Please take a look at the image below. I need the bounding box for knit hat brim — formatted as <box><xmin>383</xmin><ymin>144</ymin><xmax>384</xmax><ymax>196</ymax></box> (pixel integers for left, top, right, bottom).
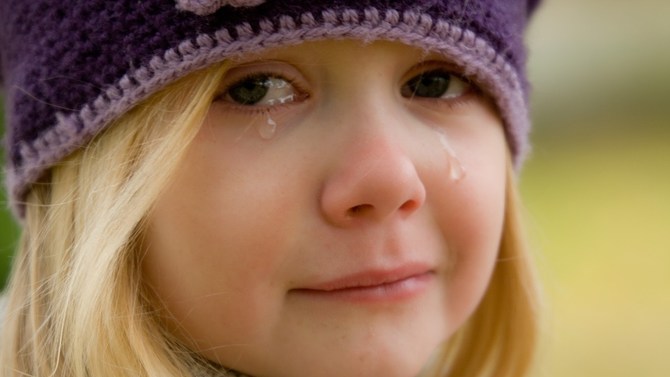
<box><xmin>2</xmin><ymin>4</ymin><xmax>531</xmax><ymax>217</ymax></box>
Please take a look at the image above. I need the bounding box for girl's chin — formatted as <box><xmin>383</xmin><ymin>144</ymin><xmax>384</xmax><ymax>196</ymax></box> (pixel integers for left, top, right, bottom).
<box><xmin>247</xmin><ymin>359</ymin><xmax>430</xmax><ymax>377</ymax></box>
<box><xmin>216</xmin><ymin>337</ymin><xmax>447</xmax><ymax>377</ymax></box>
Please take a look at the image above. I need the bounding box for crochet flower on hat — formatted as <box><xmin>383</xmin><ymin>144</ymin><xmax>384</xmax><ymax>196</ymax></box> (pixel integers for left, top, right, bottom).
<box><xmin>176</xmin><ymin>0</ymin><xmax>265</xmax><ymax>15</ymax></box>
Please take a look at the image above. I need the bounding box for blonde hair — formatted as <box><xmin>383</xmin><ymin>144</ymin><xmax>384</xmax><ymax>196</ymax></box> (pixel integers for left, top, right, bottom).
<box><xmin>0</xmin><ymin>64</ymin><xmax>228</xmax><ymax>376</ymax></box>
<box><xmin>0</xmin><ymin>62</ymin><xmax>539</xmax><ymax>377</ymax></box>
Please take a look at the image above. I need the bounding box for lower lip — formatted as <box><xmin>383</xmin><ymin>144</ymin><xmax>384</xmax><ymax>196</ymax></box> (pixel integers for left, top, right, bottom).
<box><xmin>290</xmin><ymin>272</ymin><xmax>434</xmax><ymax>304</ymax></box>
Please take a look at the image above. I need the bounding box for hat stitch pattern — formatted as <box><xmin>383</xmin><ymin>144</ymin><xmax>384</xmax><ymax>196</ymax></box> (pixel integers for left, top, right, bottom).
<box><xmin>7</xmin><ymin>7</ymin><xmax>527</xmax><ymax>217</ymax></box>
<box><xmin>176</xmin><ymin>0</ymin><xmax>266</xmax><ymax>16</ymax></box>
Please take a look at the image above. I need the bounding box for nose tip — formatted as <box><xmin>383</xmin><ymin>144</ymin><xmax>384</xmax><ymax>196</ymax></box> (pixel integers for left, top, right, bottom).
<box><xmin>320</xmin><ymin>142</ymin><xmax>426</xmax><ymax>227</ymax></box>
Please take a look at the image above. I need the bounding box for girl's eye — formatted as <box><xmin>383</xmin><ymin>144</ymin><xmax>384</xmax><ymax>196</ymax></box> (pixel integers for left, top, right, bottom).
<box><xmin>223</xmin><ymin>75</ymin><xmax>298</xmax><ymax>106</ymax></box>
<box><xmin>401</xmin><ymin>70</ymin><xmax>471</xmax><ymax>99</ymax></box>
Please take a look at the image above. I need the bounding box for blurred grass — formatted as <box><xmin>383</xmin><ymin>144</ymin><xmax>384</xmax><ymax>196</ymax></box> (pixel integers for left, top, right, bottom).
<box><xmin>522</xmin><ymin>1</ymin><xmax>670</xmax><ymax>374</ymax></box>
<box><xmin>522</xmin><ymin>119</ymin><xmax>670</xmax><ymax>376</ymax></box>
<box><xmin>0</xmin><ymin>105</ymin><xmax>19</xmax><ymax>287</ymax></box>
<box><xmin>0</xmin><ymin>209</ymin><xmax>17</xmax><ymax>288</ymax></box>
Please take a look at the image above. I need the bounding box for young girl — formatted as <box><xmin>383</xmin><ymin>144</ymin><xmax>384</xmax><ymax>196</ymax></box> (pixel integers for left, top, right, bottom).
<box><xmin>0</xmin><ymin>1</ymin><xmax>542</xmax><ymax>376</ymax></box>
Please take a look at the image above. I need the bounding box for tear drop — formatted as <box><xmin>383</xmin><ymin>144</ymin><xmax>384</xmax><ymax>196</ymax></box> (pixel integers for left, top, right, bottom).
<box><xmin>258</xmin><ymin>116</ymin><xmax>277</xmax><ymax>139</ymax></box>
<box><xmin>435</xmin><ymin>129</ymin><xmax>466</xmax><ymax>182</ymax></box>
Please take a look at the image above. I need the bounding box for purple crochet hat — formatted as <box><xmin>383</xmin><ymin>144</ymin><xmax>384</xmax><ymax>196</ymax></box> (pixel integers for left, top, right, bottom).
<box><xmin>0</xmin><ymin>0</ymin><xmax>541</xmax><ymax>216</ymax></box>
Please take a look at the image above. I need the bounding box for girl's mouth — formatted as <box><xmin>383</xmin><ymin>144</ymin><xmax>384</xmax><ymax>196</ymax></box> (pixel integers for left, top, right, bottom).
<box><xmin>290</xmin><ymin>264</ymin><xmax>435</xmax><ymax>303</ymax></box>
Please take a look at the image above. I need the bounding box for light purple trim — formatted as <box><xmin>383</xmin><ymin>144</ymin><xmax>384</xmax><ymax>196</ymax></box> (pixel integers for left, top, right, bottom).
<box><xmin>176</xmin><ymin>0</ymin><xmax>266</xmax><ymax>16</ymax></box>
<box><xmin>9</xmin><ymin>7</ymin><xmax>529</xmax><ymax>216</ymax></box>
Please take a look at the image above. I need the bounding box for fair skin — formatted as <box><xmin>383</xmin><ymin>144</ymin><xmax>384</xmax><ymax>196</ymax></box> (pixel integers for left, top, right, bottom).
<box><xmin>142</xmin><ymin>40</ymin><xmax>507</xmax><ymax>377</ymax></box>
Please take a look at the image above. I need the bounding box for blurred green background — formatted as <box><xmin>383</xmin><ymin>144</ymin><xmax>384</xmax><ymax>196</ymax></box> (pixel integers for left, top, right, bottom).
<box><xmin>524</xmin><ymin>0</ymin><xmax>670</xmax><ymax>376</ymax></box>
<box><xmin>1</xmin><ymin>0</ymin><xmax>669</xmax><ymax>375</ymax></box>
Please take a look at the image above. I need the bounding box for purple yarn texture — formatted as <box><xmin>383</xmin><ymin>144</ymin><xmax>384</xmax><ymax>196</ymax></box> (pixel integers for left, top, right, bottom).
<box><xmin>0</xmin><ymin>0</ymin><xmax>541</xmax><ymax>216</ymax></box>
<box><xmin>177</xmin><ymin>0</ymin><xmax>267</xmax><ymax>15</ymax></box>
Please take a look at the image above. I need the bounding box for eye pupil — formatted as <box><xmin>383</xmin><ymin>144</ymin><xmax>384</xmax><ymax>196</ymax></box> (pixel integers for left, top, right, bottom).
<box><xmin>403</xmin><ymin>71</ymin><xmax>451</xmax><ymax>98</ymax></box>
<box><xmin>229</xmin><ymin>76</ymin><xmax>270</xmax><ymax>105</ymax></box>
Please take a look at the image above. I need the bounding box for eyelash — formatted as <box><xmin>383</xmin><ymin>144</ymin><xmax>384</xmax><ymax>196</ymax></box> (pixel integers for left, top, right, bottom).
<box><xmin>213</xmin><ymin>65</ymin><xmax>481</xmax><ymax>115</ymax></box>
<box><xmin>414</xmin><ymin>81</ymin><xmax>481</xmax><ymax>111</ymax></box>
<box><xmin>401</xmin><ymin>65</ymin><xmax>481</xmax><ymax>108</ymax></box>
<box><xmin>213</xmin><ymin>72</ymin><xmax>308</xmax><ymax>114</ymax></box>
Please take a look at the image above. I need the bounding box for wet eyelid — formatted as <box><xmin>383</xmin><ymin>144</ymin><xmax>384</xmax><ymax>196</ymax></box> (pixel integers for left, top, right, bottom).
<box><xmin>214</xmin><ymin>60</ymin><xmax>308</xmax><ymax>100</ymax></box>
<box><xmin>402</xmin><ymin>60</ymin><xmax>474</xmax><ymax>88</ymax></box>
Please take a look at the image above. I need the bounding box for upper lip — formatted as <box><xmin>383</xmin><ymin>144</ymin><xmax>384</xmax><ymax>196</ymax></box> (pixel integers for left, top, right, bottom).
<box><xmin>295</xmin><ymin>263</ymin><xmax>433</xmax><ymax>292</ymax></box>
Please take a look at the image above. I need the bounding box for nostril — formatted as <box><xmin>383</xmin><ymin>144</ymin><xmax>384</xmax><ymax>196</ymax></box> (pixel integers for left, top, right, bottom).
<box><xmin>346</xmin><ymin>199</ymin><xmax>419</xmax><ymax>219</ymax></box>
<box><xmin>347</xmin><ymin>204</ymin><xmax>374</xmax><ymax>217</ymax></box>
<box><xmin>399</xmin><ymin>199</ymin><xmax>419</xmax><ymax>212</ymax></box>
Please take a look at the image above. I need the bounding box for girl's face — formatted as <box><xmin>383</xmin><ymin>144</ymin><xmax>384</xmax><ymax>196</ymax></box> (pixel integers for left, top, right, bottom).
<box><xmin>143</xmin><ymin>40</ymin><xmax>507</xmax><ymax>377</ymax></box>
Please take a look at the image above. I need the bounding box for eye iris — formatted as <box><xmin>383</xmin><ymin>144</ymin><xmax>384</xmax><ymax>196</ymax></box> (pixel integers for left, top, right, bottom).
<box><xmin>406</xmin><ymin>72</ymin><xmax>451</xmax><ymax>98</ymax></box>
<box><xmin>229</xmin><ymin>76</ymin><xmax>270</xmax><ymax>105</ymax></box>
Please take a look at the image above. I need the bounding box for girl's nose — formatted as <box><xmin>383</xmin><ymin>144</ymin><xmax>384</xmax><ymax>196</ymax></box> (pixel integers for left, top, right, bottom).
<box><xmin>320</xmin><ymin>131</ymin><xmax>427</xmax><ymax>227</ymax></box>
